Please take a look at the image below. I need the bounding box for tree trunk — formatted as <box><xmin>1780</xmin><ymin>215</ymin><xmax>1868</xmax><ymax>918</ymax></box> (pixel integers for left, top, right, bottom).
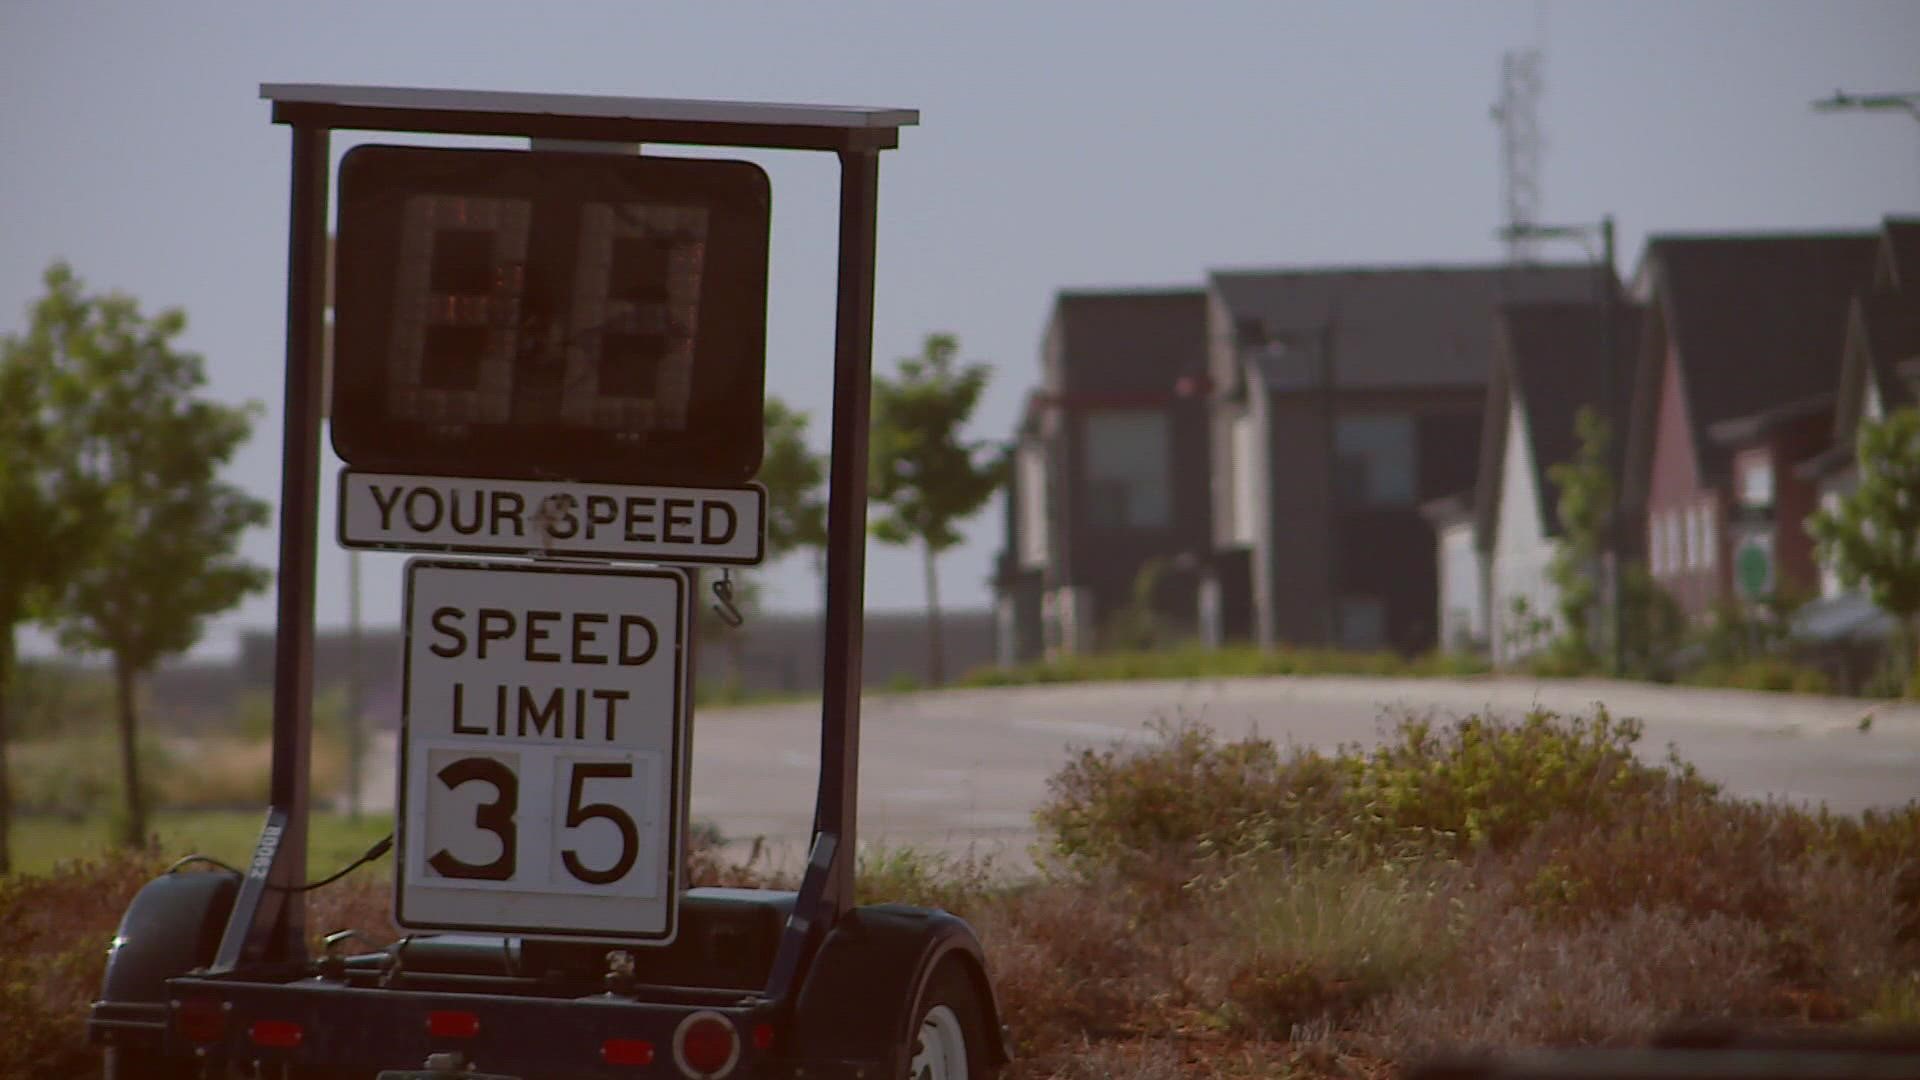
<box><xmin>0</xmin><ymin>624</ymin><xmax>15</xmax><ymax>874</ymax></box>
<box><xmin>113</xmin><ymin>654</ymin><xmax>147</xmax><ymax>849</ymax></box>
<box><xmin>924</xmin><ymin>543</ymin><xmax>945</xmax><ymax>687</ymax></box>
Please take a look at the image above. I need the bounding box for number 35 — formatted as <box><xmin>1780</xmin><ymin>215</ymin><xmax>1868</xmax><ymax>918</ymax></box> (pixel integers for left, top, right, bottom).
<box><xmin>429</xmin><ymin>757</ymin><xmax>640</xmax><ymax>885</ymax></box>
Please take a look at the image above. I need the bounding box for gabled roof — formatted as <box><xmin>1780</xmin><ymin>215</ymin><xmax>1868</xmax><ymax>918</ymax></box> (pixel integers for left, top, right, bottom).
<box><xmin>1045</xmin><ymin>287</ymin><xmax>1208</xmax><ymax>395</ymax></box>
<box><xmin>1474</xmin><ymin>300</ymin><xmax>1642</xmax><ymax>545</ymax></box>
<box><xmin>1208</xmin><ymin>263</ymin><xmax>1599</xmax><ymax>390</ymax></box>
<box><xmin>1877</xmin><ymin>217</ymin><xmax>1920</xmax><ymax>292</ymax></box>
<box><xmin>1857</xmin><ymin>292</ymin><xmax>1920</xmax><ymax>411</ymax></box>
<box><xmin>1634</xmin><ymin>231</ymin><xmax>1878</xmax><ymax>487</ymax></box>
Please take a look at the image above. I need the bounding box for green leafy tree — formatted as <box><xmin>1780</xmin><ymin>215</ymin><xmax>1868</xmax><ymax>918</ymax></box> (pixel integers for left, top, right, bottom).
<box><xmin>35</xmin><ymin>265</ymin><xmax>271</xmax><ymax>847</ymax></box>
<box><xmin>693</xmin><ymin>398</ymin><xmax>825</xmax><ymax>696</ymax></box>
<box><xmin>869</xmin><ymin>334</ymin><xmax>1005</xmax><ymax>686</ymax></box>
<box><xmin>1545</xmin><ymin>407</ymin><xmax>1613</xmax><ymax>671</ymax></box>
<box><xmin>0</xmin><ymin>265</ymin><xmax>114</xmax><ymax>871</ymax></box>
<box><xmin>761</xmin><ymin>395</ymin><xmax>829</xmax><ymax>599</ymax></box>
<box><xmin>1810</xmin><ymin>407</ymin><xmax>1920</xmax><ymax>687</ymax></box>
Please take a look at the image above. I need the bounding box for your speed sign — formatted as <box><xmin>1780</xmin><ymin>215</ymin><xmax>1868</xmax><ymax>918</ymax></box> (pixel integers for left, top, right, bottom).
<box><xmin>396</xmin><ymin>559</ymin><xmax>689</xmax><ymax>941</ymax></box>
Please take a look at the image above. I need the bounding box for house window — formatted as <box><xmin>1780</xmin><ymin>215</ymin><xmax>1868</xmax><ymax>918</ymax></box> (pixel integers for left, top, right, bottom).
<box><xmin>1740</xmin><ymin>458</ymin><xmax>1774</xmax><ymax>509</ymax></box>
<box><xmin>1334</xmin><ymin>414</ymin><xmax>1415</xmax><ymax>507</ymax></box>
<box><xmin>1648</xmin><ymin>517</ymin><xmax>1664</xmax><ymax>576</ymax></box>
<box><xmin>1016</xmin><ymin>441</ymin><xmax>1049</xmax><ymax>568</ymax></box>
<box><xmin>1685</xmin><ymin>507</ymin><xmax>1702</xmax><ymax>570</ymax></box>
<box><xmin>1338</xmin><ymin>596</ymin><xmax>1387</xmax><ymax>650</ymax></box>
<box><xmin>1084</xmin><ymin>410</ymin><xmax>1170</xmax><ymax>529</ymax></box>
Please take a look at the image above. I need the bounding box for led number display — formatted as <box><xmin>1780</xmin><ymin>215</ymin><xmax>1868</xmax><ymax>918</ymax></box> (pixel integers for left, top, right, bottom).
<box><xmin>331</xmin><ymin>146</ymin><xmax>770</xmax><ymax>485</ymax></box>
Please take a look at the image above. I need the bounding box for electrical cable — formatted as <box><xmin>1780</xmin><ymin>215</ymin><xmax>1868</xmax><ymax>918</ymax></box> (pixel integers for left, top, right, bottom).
<box><xmin>163</xmin><ymin>833</ymin><xmax>395</xmax><ymax>893</ymax></box>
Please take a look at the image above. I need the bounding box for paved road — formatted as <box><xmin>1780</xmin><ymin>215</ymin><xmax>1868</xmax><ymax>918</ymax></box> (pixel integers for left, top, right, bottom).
<box><xmin>357</xmin><ymin>676</ymin><xmax>1920</xmax><ymax>874</ymax></box>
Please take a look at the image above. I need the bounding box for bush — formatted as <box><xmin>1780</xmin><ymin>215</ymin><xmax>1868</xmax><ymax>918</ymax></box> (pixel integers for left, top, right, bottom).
<box><xmin>1683</xmin><ymin>658</ymin><xmax>1834</xmax><ymax>695</ymax></box>
<box><xmin>1037</xmin><ymin>708</ymin><xmax>1714</xmax><ymax>873</ymax></box>
<box><xmin>0</xmin><ymin>851</ymin><xmax>164</xmax><ymax>1079</ymax></box>
<box><xmin>960</xmin><ymin>644</ymin><xmax>1490</xmax><ymax>689</ymax></box>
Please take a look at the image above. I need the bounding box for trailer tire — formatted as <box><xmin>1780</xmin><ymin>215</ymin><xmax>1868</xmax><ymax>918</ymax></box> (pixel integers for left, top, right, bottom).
<box><xmin>907</xmin><ymin>962</ymin><xmax>995</xmax><ymax>1080</ymax></box>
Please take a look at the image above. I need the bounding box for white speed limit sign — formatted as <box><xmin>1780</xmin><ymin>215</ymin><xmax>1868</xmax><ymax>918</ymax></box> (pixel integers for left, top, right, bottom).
<box><xmin>395</xmin><ymin>559</ymin><xmax>689</xmax><ymax>941</ymax></box>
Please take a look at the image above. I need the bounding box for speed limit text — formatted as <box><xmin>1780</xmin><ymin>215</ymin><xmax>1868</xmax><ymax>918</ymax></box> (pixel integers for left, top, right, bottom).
<box><xmin>428</xmin><ymin>605</ymin><xmax>662</xmax><ymax>742</ymax></box>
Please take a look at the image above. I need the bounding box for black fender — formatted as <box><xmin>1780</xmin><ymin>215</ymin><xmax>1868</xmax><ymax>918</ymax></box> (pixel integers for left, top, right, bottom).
<box><xmin>788</xmin><ymin>903</ymin><xmax>1011</xmax><ymax>1076</ymax></box>
<box><xmin>90</xmin><ymin>870</ymin><xmax>239</xmax><ymax>1051</ymax></box>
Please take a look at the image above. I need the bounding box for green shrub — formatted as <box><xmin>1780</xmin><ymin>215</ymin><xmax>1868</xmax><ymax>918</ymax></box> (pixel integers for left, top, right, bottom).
<box><xmin>1683</xmin><ymin>658</ymin><xmax>1834</xmax><ymax>695</ymax></box>
<box><xmin>1035</xmin><ymin>719</ymin><xmax>1344</xmax><ymax>872</ymax></box>
<box><xmin>1336</xmin><ymin>707</ymin><xmax>1715</xmax><ymax>854</ymax></box>
<box><xmin>960</xmin><ymin>644</ymin><xmax>1489</xmax><ymax>689</ymax></box>
<box><xmin>1036</xmin><ymin>707</ymin><xmax>1716</xmax><ymax>875</ymax></box>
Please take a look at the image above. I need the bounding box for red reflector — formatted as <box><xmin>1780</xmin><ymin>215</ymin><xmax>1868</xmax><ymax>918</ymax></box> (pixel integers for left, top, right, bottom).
<box><xmin>427</xmin><ymin>1010</ymin><xmax>481</xmax><ymax>1038</ymax></box>
<box><xmin>602</xmin><ymin>1038</ymin><xmax>655</xmax><ymax>1066</ymax></box>
<box><xmin>682</xmin><ymin>1017</ymin><xmax>737</xmax><ymax>1074</ymax></box>
<box><xmin>752</xmin><ymin>1022</ymin><xmax>775</xmax><ymax>1051</ymax></box>
<box><xmin>174</xmin><ymin>997</ymin><xmax>226</xmax><ymax>1043</ymax></box>
<box><xmin>249</xmin><ymin>1019</ymin><xmax>304</xmax><ymax>1048</ymax></box>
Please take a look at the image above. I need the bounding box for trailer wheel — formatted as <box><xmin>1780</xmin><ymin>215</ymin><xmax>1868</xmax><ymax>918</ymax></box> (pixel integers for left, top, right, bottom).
<box><xmin>909</xmin><ymin>963</ymin><xmax>994</xmax><ymax>1080</ymax></box>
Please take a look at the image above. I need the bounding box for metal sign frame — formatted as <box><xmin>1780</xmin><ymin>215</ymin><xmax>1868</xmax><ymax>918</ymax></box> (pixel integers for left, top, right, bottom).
<box><xmin>214</xmin><ymin>83</ymin><xmax>912</xmax><ymax>975</ymax></box>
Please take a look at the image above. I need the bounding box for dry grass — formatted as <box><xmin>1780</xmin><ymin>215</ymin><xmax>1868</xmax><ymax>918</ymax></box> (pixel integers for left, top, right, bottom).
<box><xmin>7</xmin><ymin>706</ymin><xmax>1919</xmax><ymax>1080</ymax></box>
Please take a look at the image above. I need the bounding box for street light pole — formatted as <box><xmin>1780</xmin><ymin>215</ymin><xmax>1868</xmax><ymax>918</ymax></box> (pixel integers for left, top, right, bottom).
<box><xmin>1812</xmin><ymin>90</ymin><xmax>1920</xmax><ymax>124</ymax></box>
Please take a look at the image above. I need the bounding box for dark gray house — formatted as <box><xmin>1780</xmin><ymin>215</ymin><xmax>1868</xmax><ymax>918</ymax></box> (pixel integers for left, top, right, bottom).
<box><xmin>994</xmin><ymin>288</ymin><xmax>1212</xmax><ymax>662</ymax></box>
<box><xmin>1205</xmin><ymin>263</ymin><xmax>1597</xmax><ymax>653</ymax></box>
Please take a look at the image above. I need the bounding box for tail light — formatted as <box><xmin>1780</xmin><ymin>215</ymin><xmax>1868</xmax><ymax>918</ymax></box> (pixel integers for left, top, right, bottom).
<box><xmin>173</xmin><ymin>997</ymin><xmax>227</xmax><ymax>1044</ymax></box>
<box><xmin>673</xmin><ymin>1011</ymin><xmax>741</xmax><ymax>1078</ymax></box>
<box><xmin>602</xmin><ymin>1038</ymin><xmax>656</xmax><ymax>1066</ymax></box>
<box><xmin>249</xmin><ymin>1019</ymin><xmax>304</xmax><ymax>1048</ymax></box>
<box><xmin>427</xmin><ymin>1010</ymin><xmax>481</xmax><ymax>1038</ymax></box>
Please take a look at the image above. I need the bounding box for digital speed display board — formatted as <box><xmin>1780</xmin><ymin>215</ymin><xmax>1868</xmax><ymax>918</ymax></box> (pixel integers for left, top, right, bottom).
<box><xmin>331</xmin><ymin>145</ymin><xmax>770</xmax><ymax>485</ymax></box>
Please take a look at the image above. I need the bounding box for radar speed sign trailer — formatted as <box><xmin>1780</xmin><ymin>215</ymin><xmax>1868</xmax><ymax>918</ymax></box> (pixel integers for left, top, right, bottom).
<box><xmin>89</xmin><ymin>85</ymin><xmax>1009</xmax><ymax>1080</ymax></box>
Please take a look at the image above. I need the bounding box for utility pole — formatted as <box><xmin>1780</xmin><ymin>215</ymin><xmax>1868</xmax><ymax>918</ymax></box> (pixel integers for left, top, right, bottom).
<box><xmin>1812</xmin><ymin>89</ymin><xmax>1920</xmax><ymax>124</ymax></box>
<box><xmin>1598</xmin><ymin>215</ymin><xmax>1622</xmax><ymax>676</ymax></box>
<box><xmin>1321</xmin><ymin>315</ymin><xmax>1342</xmax><ymax>648</ymax></box>
<box><xmin>1496</xmin><ymin>216</ymin><xmax>1623</xmax><ymax>673</ymax></box>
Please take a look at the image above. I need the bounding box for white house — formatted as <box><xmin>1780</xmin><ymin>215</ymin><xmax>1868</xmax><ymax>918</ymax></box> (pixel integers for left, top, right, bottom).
<box><xmin>1461</xmin><ymin>299</ymin><xmax>1640</xmax><ymax>667</ymax></box>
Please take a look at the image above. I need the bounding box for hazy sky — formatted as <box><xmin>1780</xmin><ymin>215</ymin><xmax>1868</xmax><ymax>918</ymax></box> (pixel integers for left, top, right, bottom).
<box><xmin>4</xmin><ymin>1</ymin><xmax>1918</xmax><ymax>660</ymax></box>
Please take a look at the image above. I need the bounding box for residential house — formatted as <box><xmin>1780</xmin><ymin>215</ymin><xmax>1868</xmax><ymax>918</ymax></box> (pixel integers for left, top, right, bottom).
<box><xmin>1791</xmin><ymin>218</ymin><xmax>1920</xmax><ymax>674</ymax></box>
<box><xmin>1462</xmin><ymin>300</ymin><xmax>1640</xmax><ymax>666</ymax></box>
<box><xmin>1622</xmin><ymin>232</ymin><xmax>1879</xmax><ymax>619</ymax></box>
<box><xmin>994</xmin><ymin>288</ymin><xmax>1212</xmax><ymax>661</ymax></box>
<box><xmin>1206</xmin><ymin>264</ymin><xmax>1597</xmax><ymax>653</ymax></box>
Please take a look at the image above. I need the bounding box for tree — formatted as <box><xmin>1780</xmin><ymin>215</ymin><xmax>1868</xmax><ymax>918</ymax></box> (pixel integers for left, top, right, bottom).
<box><xmin>761</xmin><ymin>395</ymin><xmax>828</xmax><ymax>578</ymax></box>
<box><xmin>1545</xmin><ymin>407</ymin><xmax>1614</xmax><ymax>671</ymax></box>
<box><xmin>695</xmin><ymin>399</ymin><xmax>825</xmax><ymax>696</ymax></box>
<box><xmin>36</xmin><ymin>264</ymin><xmax>271</xmax><ymax>848</ymax></box>
<box><xmin>0</xmin><ymin>264</ymin><xmax>113</xmax><ymax>871</ymax></box>
<box><xmin>1810</xmin><ymin>407</ymin><xmax>1920</xmax><ymax>688</ymax></box>
<box><xmin>869</xmin><ymin>334</ymin><xmax>1005</xmax><ymax>686</ymax></box>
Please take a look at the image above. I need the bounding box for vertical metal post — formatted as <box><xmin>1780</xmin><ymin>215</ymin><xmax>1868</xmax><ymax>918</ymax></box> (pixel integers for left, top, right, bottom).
<box><xmin>213</xmin><ymin>122</ymin><xmax>329</xmax><ymax>971</ymax></box>
<box><xmin>1320</xmin><ymin>316</ymin><xmax>1341</xmax><ymax>648</ymax></box>
<box><xmin>1600</xmin><ymin>214</ymin><xmax>1623</xmax><ymax>675</ymax></box>
<box><xmin>812</xmin><ymin>149</ymin><xmax>881</xmax><ymax>915</ymax></box>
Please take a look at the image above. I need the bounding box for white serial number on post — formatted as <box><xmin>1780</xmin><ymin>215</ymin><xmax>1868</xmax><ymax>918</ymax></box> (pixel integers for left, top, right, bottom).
<box><xmin>339</xmin><ymin>470</ymin><xmax>765</xmax><ymax>565</ymax></box>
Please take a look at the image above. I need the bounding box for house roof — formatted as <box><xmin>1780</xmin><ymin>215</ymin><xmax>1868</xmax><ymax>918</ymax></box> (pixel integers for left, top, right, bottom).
<box><xmin>1208</xmin><ymin>263</ymin><xmax>1600</xmax><ymax>391</ymax></box>
<box><xmin>1877</xmin><ymin>217</ymin><xmax>1920</xmax><ymax>292</ymax></box>
<box><xmin>1637</xmin><ymin>231</ymin><xmax>1878</xmax><ymax>486</ymax></box>
<box><xmin>1858</xmin><ymin>291</ymin><xmax>1920</xmax><ymax>411</ymax></box>
<box><xmin>1475</xmin><ymin>300</ymin><xmax>1643</xmax><ymax>544</ymax></box>
<box><xmin>1046</xmin><ymin>287</ymin><xmax>1209</xmax><ymax>395</ymax></box>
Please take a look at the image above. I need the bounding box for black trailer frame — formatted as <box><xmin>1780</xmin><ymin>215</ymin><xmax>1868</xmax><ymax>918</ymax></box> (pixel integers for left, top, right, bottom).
<box><xmin>90</xmin><ymin>85</ymin><xmax>1009</xmax><ymax>1080</ymax></box>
